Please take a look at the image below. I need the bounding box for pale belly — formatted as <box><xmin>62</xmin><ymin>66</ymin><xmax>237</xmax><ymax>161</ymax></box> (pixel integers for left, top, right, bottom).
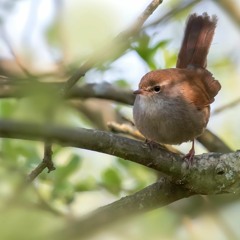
<box><xmin>133</xmin><ymin>95</ymin><xmax>209</xmax><ymax>144</ymax></box>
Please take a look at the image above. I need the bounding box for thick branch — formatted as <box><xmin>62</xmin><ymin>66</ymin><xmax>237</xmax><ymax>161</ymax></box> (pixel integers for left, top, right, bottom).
<box><xmin>58</xmin><ymin>178</ymin><xmax>193</xmax><ymax>240</ymax></box>
<box><xmin>0</xmin><ymin>79</ymin><xmax>231</xmax><ymax>154</ymax></box>
<box><xmin>2</xmin><ymin>80</ymin><xmax>240</xmax><ymax>119</ymax></box>
<box><xmin>197</xmin><ymin>129</ymin><xmax>232</xmax><ymax>153</ymax></box>
<box><xmin>0</xmin><ymin>80</ymin><xmax>135</xmax><ymax>104</ymax></box>
<box><xmin>68</xmin><ymin>82</ymin><xmax>135</xmax><ymax>105</ymax></box>
<box><xmin>0</xmin><ymin>119</ymin><xmax>240</xmax><ymax>194</ymax></box>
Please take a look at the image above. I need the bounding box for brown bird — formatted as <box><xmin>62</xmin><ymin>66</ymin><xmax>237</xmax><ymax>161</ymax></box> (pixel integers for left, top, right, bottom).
<box><xmin>133</xmin><ymin>13</ymin><xmax>221</xmax><ymax>162</ymax></box>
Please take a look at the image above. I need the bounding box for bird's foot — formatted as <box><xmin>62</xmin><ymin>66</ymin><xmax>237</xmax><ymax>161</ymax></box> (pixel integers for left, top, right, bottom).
<box><xmin>183</xmin><ymin>147</ymin><xmax>195</xmax><ymax>166</ymax></box>
<box><xmin>182</xmin><ymin>140</ymin><xmax>195</xmax><ymax>166</ymax></box>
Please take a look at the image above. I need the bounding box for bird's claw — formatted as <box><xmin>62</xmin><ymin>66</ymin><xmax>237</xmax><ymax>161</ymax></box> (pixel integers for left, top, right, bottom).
<box><xmin>183</xmin><ymin>148</ymin><xmax>195</xmax><ymax>166</ymax></box>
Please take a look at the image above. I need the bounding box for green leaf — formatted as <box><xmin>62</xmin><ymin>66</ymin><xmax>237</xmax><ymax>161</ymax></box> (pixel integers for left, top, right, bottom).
<box><xmin>51</xmin><ymin>181</ymin><xmax>75</xmax><ymax>204</ymax></box>
<box><xmin>132</xmin><ymin>34</ymin><xmax>171</xmax><ymax>70</ymax></box>
<box><xmin>0</xmin><ymin>99</ymin><xmax>18</xmax><ymax>118</ymax></box>
<box><xmin>54</xmin><ymin>154</ymin><xmax>81</xmax><ymax>184</ymax></box>
<box><xmin>46</xmin><ymin>20</ymin><xmax>61</xmax><ymax>47</ymax></box>
<box><xmin>101</xmin><ymin>168</ymin><xmax>122</xmax><ymax>195</ymax></box>
<box><xmin>75</xmin><ymin>176</ymin><xmax>97</xmax><ymax>192</ymax></box>
<box><xmin>114</xmin><ymin>79</ymin><xmax>130</xmax><ymax>88</ymax></box>
<box><xmin>151</xmin><ymin>39</ymin><xmax>171</xmax><ymax>52</ymax></box>
<box><xmin>116</xmin><ymin>157</ymin><xmax>155</xmax><ymax>192</ymax></box>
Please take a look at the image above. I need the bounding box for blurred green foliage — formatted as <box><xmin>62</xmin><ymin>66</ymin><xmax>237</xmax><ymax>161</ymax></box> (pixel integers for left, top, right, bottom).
<box><xmin>132</xmin><ymin>33</ymin><xmax>172</xmax><ymax>70</ymax></box>
<box><xmin>1</xmin><ymin>0</ymin><xmax>240</xmax><ymax>240</ymax></box>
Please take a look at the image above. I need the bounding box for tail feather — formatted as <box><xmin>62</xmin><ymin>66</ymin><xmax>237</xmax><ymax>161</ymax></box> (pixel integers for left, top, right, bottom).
<box><xmin>176</xmin><ymin>13</ymin><xmax>217</xmax><ymax>69</ymax></box>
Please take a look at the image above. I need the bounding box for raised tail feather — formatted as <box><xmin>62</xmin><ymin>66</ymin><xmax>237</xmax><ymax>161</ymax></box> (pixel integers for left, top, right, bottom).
<box><xmin>176</xmin><ymin>13</ymin><xmax>217</xmax><ymax>69</ymax></box>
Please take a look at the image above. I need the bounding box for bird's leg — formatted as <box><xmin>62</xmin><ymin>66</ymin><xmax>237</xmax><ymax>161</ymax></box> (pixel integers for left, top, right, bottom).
<box><xmin>183</xmin><ymin>140</ymin><xmax>195</xmax><ymax>164</ymax></box>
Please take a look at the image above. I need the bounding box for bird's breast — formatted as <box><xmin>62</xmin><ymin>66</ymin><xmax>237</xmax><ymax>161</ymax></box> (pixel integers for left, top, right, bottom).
<box><xmin>133</xmin><ymin>95</ymin><xmax>209</xmax><ymax>144</ymax></box>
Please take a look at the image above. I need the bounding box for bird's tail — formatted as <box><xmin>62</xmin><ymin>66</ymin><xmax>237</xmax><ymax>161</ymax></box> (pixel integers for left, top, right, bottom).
<box><xmin>176</xmin><ymin>13</ymin><xmax>217</xmax><ymax>69</ymax></box>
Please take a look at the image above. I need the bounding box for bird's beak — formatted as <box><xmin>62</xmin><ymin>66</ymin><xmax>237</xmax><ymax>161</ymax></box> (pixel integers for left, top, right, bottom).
<box><xmin>133</xmin><ymin>89</ymin><xmax>143</xmax><ymax>95</ymax></box>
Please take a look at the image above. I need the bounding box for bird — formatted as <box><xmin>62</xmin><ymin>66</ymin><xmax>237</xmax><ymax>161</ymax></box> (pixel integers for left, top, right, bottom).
<box><xmin>133</xmin><ymin>13</ymin><xmax>221</xmax><ymax>163</ymax></box>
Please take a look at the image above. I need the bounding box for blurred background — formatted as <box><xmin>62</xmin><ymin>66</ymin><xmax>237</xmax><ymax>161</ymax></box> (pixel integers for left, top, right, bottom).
<box><xmin>1</xmin><ymin>0</ymin><xmax>240</xmax><ymax>239</ymax></box>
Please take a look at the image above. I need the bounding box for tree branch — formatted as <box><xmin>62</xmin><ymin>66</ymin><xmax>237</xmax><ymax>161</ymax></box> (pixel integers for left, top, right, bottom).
<box><xmin>107</xmin><ymin>121</ymin><xmax>181</xmax><ymax>154</ymax></box>
<box><xmin>144</xmin><ymin>0</ymin><xmax>200</xmax><ymax>29</ymax></box>
<box><xmin>107</xmin><ymin>121</ymin><xmax>144</xmax><ymax>140</ymax></box>
<box><xmin>0</xmin><ymin>119</ymin><xmax>239</xmax><ymax>195</ymax></box>
<box><xmin>27</xmin><ymin>142</ymin><xmax>55</xmax><ymax>182</ymax></box>
<box><xmin>214</xmin><ymin>0</ymin><xmax>240</xmax><ymax>28</ymax></box>
<box><xmin>0</xmin><ymin>26</ymin><xmax>33</xmax><ymax>77</ymax></box>
<box><xmin>212</xmin><ymin>97</ymin><xmax>240</xmax><ymax>116</ymax></box>
<box><xmin>61</xmin><ymin>0</ymin><xmax>163</xmax><ymax>93</ymax></box>
<box><xmin>0</xmin><ymin>80</ymin><xmax>135</xmax><ymax>104</ymax></box>
<box><xmin>197</xmin><ymin>129</ymin><xmax>232</xmax><ymax>153</ymax></box>
<box><xmin>58</xmin><ymin>177</ymin><xmax>193</xmax><ymax>240</ymax></box>
<box><xmin>68</xmin><ymin>82</ymin><xmax>135</xmax><ymax>105</ymax></box>
<box><xmin>0</xmin><ymin>78</ymin><xmax>231</xmax><ymax>154</ymax></box>
<box><xmin>2</xmin><ymin>80</ymin><xmax>240</xmax><ymax>119</ymax></box>
<box><xmin>119</xmin><ymin>0</ymin><xmax>163</xmax><ymax>37</ymax></box>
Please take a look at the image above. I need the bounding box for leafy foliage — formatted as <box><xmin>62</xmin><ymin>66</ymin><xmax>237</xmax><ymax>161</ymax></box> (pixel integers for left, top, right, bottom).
<box><xmin>132</xmin><ymin>33</ymin><xmax>172</xmax><ymax>69</ymax></box>
<box><xmin>0</xmin><ymin>0</ymin><xmax>239</xmax><ymax>240</ymax></box>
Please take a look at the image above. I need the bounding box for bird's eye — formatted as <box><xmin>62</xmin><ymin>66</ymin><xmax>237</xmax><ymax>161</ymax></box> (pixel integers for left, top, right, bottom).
<box><xmin>153</xmin><ymin>85</ymin><xmax>161</xmax><ymax>93</ymax></box>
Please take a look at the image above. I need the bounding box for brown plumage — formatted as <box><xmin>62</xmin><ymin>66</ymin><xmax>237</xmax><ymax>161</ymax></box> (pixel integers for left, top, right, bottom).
<box><xmin>176</xmin><ymin>13</ymin><xmax>217</xmax><ymax>69</ymax></box>
<box><xmin>133</xmin><ymin>13</ymin><xmax>221</xmax><ymax>162</ymax></box>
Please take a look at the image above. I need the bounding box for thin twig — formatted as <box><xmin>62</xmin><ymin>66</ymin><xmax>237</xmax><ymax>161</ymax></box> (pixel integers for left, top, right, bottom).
<box><xmin>21</xmin><ymin>0</ymin><xmax>40</xmax><ymax>50</ymax></box>
<box><xmin>61</xmin><ymin>0</ymin><xmax>163</xmax><ymax>94</ymax></box>
<box><xmin>28</xmin><ymin>142</ymin><xmax>55</xmax><ymax>182</ymax></box>
<box><xmin>27</xmin><ymin>80</ymin><xmax>56</xmax><ymax>181</ymax></box>
<box><xmin>0</xmin><ymin>26</ymin><xmax>33</xmax><ymax>77</ymax></box>
<box><xmin>107</xmin><ymin>121</ymin><xmax>144</xmax><ymax>140</ymax></box>
<box><xmin>28</xmin><ymin>124</ymin><xmax>56</xmax><ymax>181</ymax></box>
<box><xmin>144</xmin><ymin>0</ymin><xmax>200</xmax><ymax>29</ymax></box>
<box><xmin>42</xmin><ymin>142</ymin><xmax>55</xmax><ymax>173</ymax></box>
<box><xmin>23</xmin><ymin>0</ymin><xmax>65</xmax><ymax>181</ymax></box>
<box><xmin>214</xmin><ymin>0</ymin><xmax>240</xmax><ymax>27</ymax></box>
<box><xmin>212</xmin><ymin>97</ymin><xmax>240</xmax><ymax>116</ymax></box>
<box><xmin>119</xmin><ymin>0</ymin><xmax>163</xmax><ymax>37</ymax></box>
<box><xmin>27</xmin><ymin>161</ymin><xmax>49</xmax><ymax>182</ymax></box>
<box><xmin>25</xmin><ymin>2</ymin><xmax>64</xmax><ymax>182</ymax></box>
<box><xmin>107</xmin><ymin>121</ymin><xmax>181</xmax><ymax>154</ymax></box>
